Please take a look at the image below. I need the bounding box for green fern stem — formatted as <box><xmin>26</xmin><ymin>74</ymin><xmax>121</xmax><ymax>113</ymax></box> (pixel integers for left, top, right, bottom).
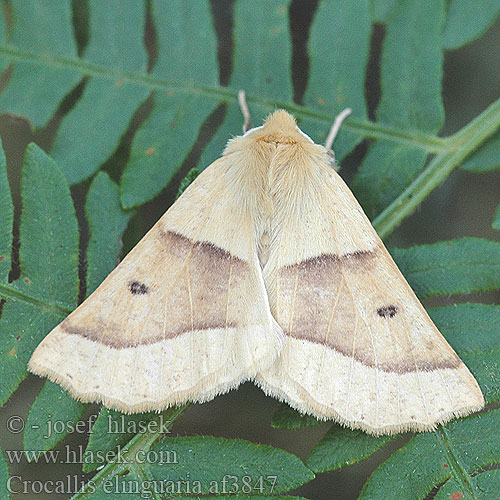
<box><xmin>436</xmin><ymin>426</ymin><xmax>481</xmax><ymax>499</ymax></box>
<box><xmin>0</xmin><ymin>43</ymin><xmax>472</xmax><ymax>153</ymax></box>
<box><xmin>70</xmin><ymin>404</ymin><xmax>189</xmax><ymax>500</ymax></box>
<box><xmin>373</xmin><ymin>97</ymin><xmax>500</xmax><ymax>238</ymax></box>
<box><xmin>0</xmin><ymin>283</ymin><xmax>72</xmax><ymax>317</ymax></box>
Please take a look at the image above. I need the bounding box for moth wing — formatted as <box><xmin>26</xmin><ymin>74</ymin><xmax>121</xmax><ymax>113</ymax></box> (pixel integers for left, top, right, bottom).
<box><xmin>29</xmin><ymin>156</ymin><xmax>281</xmax><ymax>413</ymax></box>
<box><xmin>255</xmin><ymin>152</ymin><xmax>484</xmax><ymax>434</ymax></box>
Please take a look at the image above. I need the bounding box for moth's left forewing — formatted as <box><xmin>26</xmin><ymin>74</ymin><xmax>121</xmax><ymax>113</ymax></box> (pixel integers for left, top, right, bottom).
<box><xmin>256</xmin><ymin>143</ymin><xmax>484</xmax><ymax>435</ymax></box>
<box><xmin>29</xmin><ymin>153</ymin><xmax>282</xmax><ymax>413</ymax></box>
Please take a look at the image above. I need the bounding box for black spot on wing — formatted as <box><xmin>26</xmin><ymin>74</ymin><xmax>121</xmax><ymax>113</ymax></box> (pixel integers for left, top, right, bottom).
<box><xmin>129</xmin><ymin>280</ymin><xmax>149</xmax><ymax>295</ymax></box>
<box><xmin>377</xmin><ymin>305</ymin><xmax>398</xmax><ymax>318</ymax></box>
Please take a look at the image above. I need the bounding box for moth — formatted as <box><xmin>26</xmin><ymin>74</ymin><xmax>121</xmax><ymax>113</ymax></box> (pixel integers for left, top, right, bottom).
<box><xmin>29</xmin><ymin>101</ymin><xmax>484</xmax><ymax>435</ymax></box>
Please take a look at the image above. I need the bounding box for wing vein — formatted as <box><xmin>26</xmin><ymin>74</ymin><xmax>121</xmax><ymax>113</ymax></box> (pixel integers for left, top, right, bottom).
<box><xmin>345</xmin><ymin>277</ymin><xmax>381</xmax><ymax>426</ymax></box>
<box><xmin>327</xmin><ymin>192</ymin><xmax>381</xmax><ymax>426</ymax></box>
<box><xmin>344</xmin><ymin>312</ymin><xmax>359</xmax><ymax>421</ymax></box>
<box><xmin>396</xmin><ymin>316</ymin><xmax>432</xmax><ymax>423</ymax></box>
<box><xmin>225</xmin><ymin>259</ymin><xmax>233</xmax><ymax>330</ymax></box>
<box><xmin>127</xmin><ymin>297</ymin><xmax>152</xmax><ymax>401</ymax></box>
<box><xmin>157</xmin><ymin>238</ymin><xmax>198</xmax><ymax>402</ymax></box>
<box><xmin>313</xmin><ymin>276</ymin><xmax>345</xmax><ymax>398</ymax></box>
<box><xmin>186</xmin><ymin>261</ymin><xmax>194</xmax><ymax>332</ymax></box>
<box><xmin>383</xmin><ymin>320</ymin><xmax>402</xmax><ymax>424</ymax></box>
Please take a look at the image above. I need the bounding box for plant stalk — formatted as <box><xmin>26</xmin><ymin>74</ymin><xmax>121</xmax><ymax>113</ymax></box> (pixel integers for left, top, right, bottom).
<box><xmin>70</xmin><ymin>404</ymin><xmax>189</xmax><ymax>500</ymax></box>
<box><xmin>373</xmin><ymin>97</ymin><xmax>500</xmax><ymax>238</ymax></box>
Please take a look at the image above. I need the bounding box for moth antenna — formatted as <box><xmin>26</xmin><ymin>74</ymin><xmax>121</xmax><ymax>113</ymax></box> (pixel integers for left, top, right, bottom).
<box><xmin>238</xmin><ymin>89</ymin><xmax>252</xmax><ymax>133</ymax></box>
<box><xmin>324</xmin><ymin>108</ymin><xmax>352</xmax><ymax>151</ymax></box>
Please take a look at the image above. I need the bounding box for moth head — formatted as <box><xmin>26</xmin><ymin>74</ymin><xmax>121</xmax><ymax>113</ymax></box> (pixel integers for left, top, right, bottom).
<box><xmin>263</xmin><ymin>109</ymin><xmax>297</xmax><ymax>132</ymax></box>
<box><xmin>242</xmin><ymin>110</ymin><xmax>314</xmax><ymax>145</ymax></box>
<box><xmin>224</xmin><ymin>109</ymin><xmax>317</xmax><ymax>157</ymax></box>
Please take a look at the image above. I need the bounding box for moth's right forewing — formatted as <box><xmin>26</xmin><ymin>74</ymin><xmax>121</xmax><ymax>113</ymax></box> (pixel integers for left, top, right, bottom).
<box><xmin>255</xmin><ymin>142</ymin><xmax>484</xmax><ymax>435</ymax></box>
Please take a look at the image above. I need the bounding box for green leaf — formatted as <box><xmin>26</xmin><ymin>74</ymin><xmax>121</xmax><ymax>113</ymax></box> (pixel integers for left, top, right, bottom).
<box><xmin>370</xmin><ymin>0</ymin><xmax>398</xmax><ymax>22</ymax></box>
<box><xmin>429</xmin><ymin>304</ymin><xmax>500</xmax><ymax>404</ymax></box>
<box><xmin>69</xmin><ymin>407</ymin><xmax>189</xmax><ymax>499</ymax></box>
<box><xmin>303</xmin><ymin>0</ymin><xmax>371</xmax><ymax>159</ymax></box>
<box><xmin>196</xmin><ymin>102</ymin><xmax>244</xmax><ymax>171</ymax></box>
<box><xmin>492</xmin><ymin>203</ymin><xmax>500</xmax><ymax>231</ymax></box>
<box><xmin>355</xmin><ymin>142</ymin><xmax>428</xmax><ymax>219</ymax></box>
<box><xmin>0</xmin><ymin>0</ymin><xmax>80</xmax><ymax>128</ymax></box>
<box><xmin>0</xmin><ymin>144</ymin><xmax>79</xmax><ymax>406</ymax></box>
<box><xmin>150</xmin><ymin>0</ymin><xmax>218</xmax><ymax>86</ymax></box>
<box><xmin>271</xmin><ymin>404</ymin><xmax>322</xmax><ymax>430</ymax></box>
<box><xmin>120</xmin><ymin>0</ymin><xmax>220</xmax><ymax>208</ymax></box>
<box><xmin>15</xmin><ymin>144</ymin><xmax>79</xmax><ymax>306</ymax></box>
<box><xmin>306</xmin><ymin>426</ymin><xmax>396</xmax><ymax>473</ymax></box>
<box><xmin>51</xmin><ymin>0</ymin><xmax>149</xmax><ymax>184</ymax></box>
<box><xmin>231</xmin><ymin>0</ymin><xmax>293</xmax><ymax>102</ymax></box>
<box><xmin>169</xmin><ymin>497</ymin><xmax>310</xmax><ymax>500</ymax></box>
<box><xmin>54</xmin><ymin>79</ymin><xmax>149</xmax><ymax>185</ymax></box>
<box><xmin>0</xmin><ymin>142</ymin><xmax>12</xmax><ymax>281</ymax></box>
<box><xmin>462</xmin><ymin>350</ymin><xmax>500</xmax><ymax>405</ymax></box>
<box><xmin>148</xmin><ymin>436</ymin><xmax>314</xmax><ymax>495</ymax></box>
<box><xmin>81</xmin><ymin>472</ymin><xmax>146</xmax><ymax>500</ymax></box>
<box><xmin>352</xmin><ymin>0</ymin><xmax>445</xmax><ymax>218</ymax></box>
<box><xmin>391</xmin><ymin>238</ymin><xmax>500</xmax><ymax>299</ymax></box>
<box><xmin>23</xmin><ymin>381</ymin><xmax>85</xmax><ymax>454</ymax></box>
<box><xmin>372</xmin><ymin>99</ymin><xmax>500</xmax><ymax>239</ymax></box>
<box><xmin>461</xmin><ymin>131</ymin><xmax>500</xmax><ymax>173</ymax></box>
<box><xmin>197</xmin><ymin>0</ymin><xmax>293</xmax><ymax>170</ymax></box>
<box><xmin>442</xmin><ymin>0</ymin><xmax>500</xmax><ymax>50</ymax></box>
<box><xmin>72</xmin><ymin>409</ymin><xmax>313</xmax><ymax>499</ymax></box>
<box><xmin>176</xmin><ymin>167</ymin><xmax>200</xmax><ymax>199</ymax></box>
<box><xmin>359</xmin><ymin>409</ymin><xmax>500</xmax><ymax>500</ymax></box>
<box><xmin>0</xmin><ymin>4</ymin><xmax>6</xmax><ymax>50</ymax></box>
<box><xmin>121</xmin><ymin>94</ymin><xmax>218</xmax><ymax>208</ymax></box>
<box><xmin>434</xmin><ymin>469</ymin><xmax>500</xmax><ymax>500</ymax></box>
<box><xmin>84</xmin><ymin>408</ymin><xmax>126</xmax><ymax>473</ymax></box>
<box><xmin>429</xmin><ymin>304</ymin><xmax>500</xmax><ymax>354</ymax></box>
<box><xmin>0</xmin><ymin>445</ymin><xmax>9</xmax><ymax>500</ymax></box>
<box><xmin>85</xmin><ymin>172</ymin><xmax>133</xmax><ymax>294</ymax></box>
<box><xmin>376</xmin><ymin>0</ymin><xmax>445</xmax><ymax>133</ymax></box>
<box><xmin>0</xmin><ymin>300</ymin><xmax>63</xmax><ymax>406</ymax></box>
